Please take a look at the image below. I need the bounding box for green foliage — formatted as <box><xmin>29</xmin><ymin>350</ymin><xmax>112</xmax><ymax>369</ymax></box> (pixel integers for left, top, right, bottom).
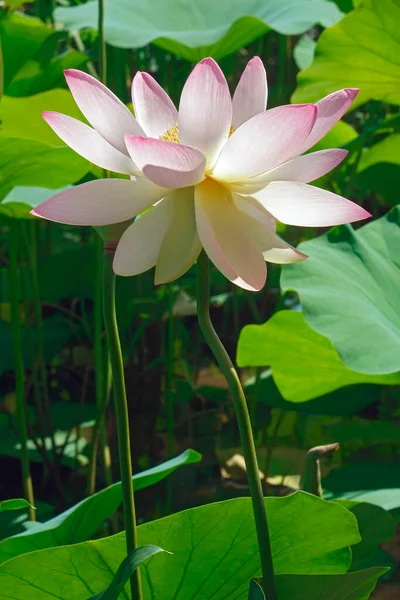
<box><xmin>282</xmin><ymin>207</ymin><xmax>400</xmax><ymax>375</ymax></box>
<box><xmin>357</xmin><ymin>133</ymin><xmax>400</xmax><ymax>205</ymax></box>
<box><xmin>0</xmin><ymin>450</ymin><xmax>201</xmax><ymax>564</ymax></box>
<box><xmin>251</xmin><ymin>570</ymin><xmax>387</xmax><ymax>600</ymax></box>
<box><xmin>0</xmin><ymin>492</ymin><xmax>360</xmax><ymax>598</ymax></box>
<box><xmin>274</xmin><ymin>569</ymin><xmax>387</xmax><ymax>600</ymax></box>
<box><xmin>237</xmin><ymin>311</ymin><xmax>400</xmax><ymax>402</ymax></box>
<box><xmin>293</xmin><ymin>0</ymin><xmax>400</xmax><ymax>108</ymax></box>
<box><xmin>0</xmin><ymin>138</ymin><xmax>90</xmax><ymax>200</ymax></box>
<box><xmin>0</xmin><ymin>500</ymin><xmax>33</xmax><ymax>514</ymax></box>
<box><xmin>0</xmin><ymin>90</ymin><xmax>88</xmax><ymax>145</ymax></box>
<box><xmin>55</xmin><ymin>0</ymin><xmax>343</xmax><ymax>61</ymax></box>
<box><xmin>337</xmin><ymin>501</ymin><xmax>396</xmax><ymax>571</ymax></box>
<box><xmin>331</xmin><ymin>489</ymin><xmax>400</xmax><ymax>513</ymax></box>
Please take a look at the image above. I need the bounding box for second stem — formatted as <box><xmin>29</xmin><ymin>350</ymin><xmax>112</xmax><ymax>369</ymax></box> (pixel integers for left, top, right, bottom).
<box><xmin>102</xmin><ymin>248</ymin><xmax>141</xmax><ymax>600</ymax></box>
<box><xmin>196</xmin><ymin>251</ymin><xmax>277</xmax><ymax>600</ymax></box>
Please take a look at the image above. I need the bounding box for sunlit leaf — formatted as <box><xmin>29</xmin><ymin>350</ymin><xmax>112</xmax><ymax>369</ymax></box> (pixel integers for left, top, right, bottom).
<box><xmin>292</xmin><ymin>0</ymin><xmax>400</xmax><ymax>108</ymax></box>
<box><xmin>281</xmin><ymin>207</ymin><xmax>400</xmax><ymax>375</ymax></box>
<box><xmin>0</xmin><ymin>138</ymin><xmax>90</xmax><ymax>200</ymax></box>
<box><xmin>237</xmin><ymin>311</ymin><xmax>400</xmax><ymax>402</ymax></box>
<box><xmin>55</xmin><ymin>0</ymin><xmax>343</xmax><ymax>62</ymax></box>
<box><xmin>0</xmin><ymin>492</ymin><xmax>360</xmax><ymax>597</ymax></box>
<box><xmin>0</xmin><ymin>450</ymin><xmax>201</xmax><ymax>563</ymax></box>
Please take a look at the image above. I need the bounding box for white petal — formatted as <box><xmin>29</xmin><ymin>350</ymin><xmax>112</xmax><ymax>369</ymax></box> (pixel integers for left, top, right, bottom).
<box><xmin>232</xmin><ymin>56</ymin><xmax>268</xmax><ymax>129</ymax></box>
<box><xmin>64</xmin><ymin>69</ymin><xmax>144</xmax><ymax>154</ymax></box>
<box><xmin>42</xmin><ymin>112</ymin><xmax>139</xmax><ymax>175</ymax></box>
<box><xmin>155</xmin><ymin>187</ymin><xmax>202</xmax><ymax>284</ymax></box>
<box><xmin>301</xmin><ymin>88</ymin><xmax>359</xmax><ymax>153</ymax></box>
<box><xmin>31</xmin><ymin>179</ymin><xmax>166</xmax><ymax>226</ymax></box>
<box><xmin>252</xmin><ymin>181</ymin><xmax>371</xmax><ymax>227</ymax></box>
<box><xmin>212</xmin><ymin>104</ymin><xmax>318</xmax><ymax>182</ymax></box>
<box><xmin>232</xmin><ymin>194</ymin><xmax>307</xmax><ymax>264</ymax></box>
<box><xmin>249</xmin><ymin>149</ymin><xmax>348</xmax><ymax>185</ymax></box>
<box><xmin>132</xmin><ymin>72</ymin><xmax>178</xmax><ymax>138</ymax></box>
<box><xmin>113</xmin><ymin>196</ymin><xmax>174</xmax><ymax>277</ymax></box>
<box><xmin>124</xmin><ymin>136</ymin><xmax>206</xmax><ymax>188</ymax></box>
<box><xmin>178</xmin><ymin>58</ymin><xmax>232</xmax><ymax>169</ymax></box>
<box><xmin>194</xmin><ymin>179</ymin><xmax>266</xmax><ymax>292</ymax></box>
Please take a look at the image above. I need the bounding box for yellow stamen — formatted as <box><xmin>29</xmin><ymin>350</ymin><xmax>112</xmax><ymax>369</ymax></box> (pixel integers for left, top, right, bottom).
<box><xmin>229</xmin><ymin>125</ymin><xmax>235</xmax><ymax>137</ymax></box>
<box><xmin>160</xmin><ymin>124</ymin><xmax>180</xmax><ymax>143</ymax></box>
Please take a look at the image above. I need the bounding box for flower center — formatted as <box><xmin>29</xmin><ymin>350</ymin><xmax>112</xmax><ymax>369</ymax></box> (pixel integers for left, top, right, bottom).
<box><xmin>159</xmin><ymin>124</ymin><xmax>234</xmax><ymax>145</ymax></box>
<box><xmin>160</xmin><ymin>124</ymin><xmax>180</xmax><ymax>144</ymax></box>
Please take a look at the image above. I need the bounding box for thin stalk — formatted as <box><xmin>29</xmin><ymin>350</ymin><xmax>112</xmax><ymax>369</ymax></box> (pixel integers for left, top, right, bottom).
<box><xmin>87</xmin><ymin>239</ymin><xmax>113</xmax><ymax>495</ymax></box>
<box><xmin>165</xmin><ymin>285</ymin><xmax>174</xmax><ymax>512</ymax></box>
<box><xmin>196</xmin><ymin>251</ymin><xmax>277</xmax><ymax>600</ymax></box>
<box><xmin>27</xmin><ymin>221</ymin><xmax>55</xmax><ymax>456</ymax></box>
<box><xmin>8</xmin><ymin>222</ymin><xmax>36</xmax><ymax>521</ymax></box>
<box><xmin>103</xmin><ymin>248</ymin><xmax>141</xmax><ymax>600</ymax></box>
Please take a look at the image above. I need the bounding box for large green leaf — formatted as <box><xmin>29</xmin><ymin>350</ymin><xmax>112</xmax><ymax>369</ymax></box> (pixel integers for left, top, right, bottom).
<box><xmin>0</xmin><ymin>450</ymin><xmax>201</xmax><ymax>564</ymax></box>
<box><xmin>0</xmin><ymin>492</ymin><xmax>360</xmax><ymax>598</ymax></box>
<box><xmin>0</xmin><ymin>138</ymin><xmax>90</xmax><ymax>200</ymax></box>
<box><xmin>281</xmin><ymin>207</ymin><xmax>400</xmax><ymax>375</ymax></box>
<box><xmin>55</xmin><ymin>0</ymin><xmax>342</xmax><ymax>62</ymax></box>
<box><xmin>275</xmin><ymin>569</ymin><xmax>386</xmax><ymax>600</ymax></box>
<box><xmin>292</xmin><ymin>0</ymin><xmax>400</xmax><ymax>108</ymax></box>
<box><xmin>0</xmin><ymin>90</ymin><xmax>87</xmax><ymax>145</ymax></box>
<box><xmin>237</xmin><ymin>311</ymin><xmax>400</xmax><ymax>402</ymax></box>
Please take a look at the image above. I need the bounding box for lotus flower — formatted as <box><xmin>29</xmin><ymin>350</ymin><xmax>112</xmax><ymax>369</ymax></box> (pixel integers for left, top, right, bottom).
<box><xmin>32</xmin><ymin>57</ymin><xmax>370</xmax><ymax>291</ymax></box>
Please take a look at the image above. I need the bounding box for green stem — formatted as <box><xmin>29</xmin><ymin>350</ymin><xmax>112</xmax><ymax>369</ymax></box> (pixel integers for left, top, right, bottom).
<box><xmin>9</xmin><ymin>222</ymin><xmax>36</xmax><ymax>521</ymax></box>
<box><xmin>102</xmin><ymin>248</ymin><xmax>141</xmax><ymax>600</ymax></box>
<box><xmin>196</xmin><ymin>252</ymin><xmax>277</xmax><ymax>600</ymax></box>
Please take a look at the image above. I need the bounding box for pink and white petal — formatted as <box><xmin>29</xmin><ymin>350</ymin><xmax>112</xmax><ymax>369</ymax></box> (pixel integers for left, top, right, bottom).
<box><xmin>43</xmin><ymin>112</ymin><xmax>139</xmax><ymax>175</ymax></box>
<box><xmin>64</xmin><ymin>69</ymin><xmax>144</xmax><ymax>154</ymax></box>
<box><xmin>252</xmin><ymin>181</ymin><xmax>371</xmax><ymax>227</ymax></box>
<box><xmin>212</xmin><ymin>104</ymin><xmax>318</xmax><ymax>182</ymax></box>
<box><xmin>155</xmin><ymin>188</ymin><xmax>202</xmax><ymax>284</ymax></box>
<box><xmin>178</xmin><ymin>58</ymin><xmax>232</xmax><ymax>169</ymax></box>
<box><xmin>124</xmin><ymin>136</ymin><xmax>206</xmax><ymax>188</ymax></box>
<box><xmin>249</xmin><ymin>149</ymin><xmax>348</xmax><ymax>185</ymax></box>
<box><xmin>232</xmin><ymin>56</ymin><xmax>267</xmax><ymax>129</ymax></box>
<box><xmin>113</xmin><ymin>196</ymin><xmax>174</xmax><ymax>277</ymax></box>
<box><xmin>132</xmin><ymin>72</ymin><xmax>178</xmax><ymax>138</ymax></box>
<box><xmin>31</xmin><ymin>178</ymin><xmax>167</xmax><ymax>226</ymax></box>
<box><xmin>195</xmin><ymin>179</ymin><xmax>266</xmax><ymax>292</ymax></box>
<box><xmin>231</xmin><ymin>192</ymin><xmax>276</xmax><ymax>230</ymax></box>
<box><xmin>232</xmin><ymin>193</ymin><xmax>306</xmax><ymax>263</ymax></box>
<box><xmin>300</xmin><ymin>88</ymin><xmax>359</xmax><ymax>153</ymax></box>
